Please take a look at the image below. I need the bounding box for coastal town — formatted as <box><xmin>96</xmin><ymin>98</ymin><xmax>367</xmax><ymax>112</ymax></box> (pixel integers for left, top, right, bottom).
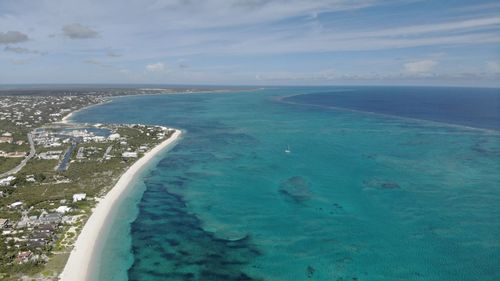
<box><xmin>0</xmin><ymin>88</ymin><xmax>181</xmax><ymax>280</ymax></box>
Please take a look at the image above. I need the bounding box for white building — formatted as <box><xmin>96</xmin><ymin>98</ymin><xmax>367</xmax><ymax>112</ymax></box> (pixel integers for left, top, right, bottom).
<box><xmin>56</xmin><ymin>206</ymin><xmax>72</xmax><ymax>214</ymax></box>
<box><xmin>122</xmin><ymin>151</ymin><xmax>138</xmax><ymax>158</ymax></box>
<box><xmin>38</xmin><ymin>150</ymin><xmax>63</xmax><ymax>160</ymax></box>
<box><xmin>108</xmin><ymin>133</ymin><xmax>121</xmax><ymax>141</ymax></box>
<box><xmin>73</xmin><ymin>193</ymin><xmax>86</xmax><ymax>202</ymax></box>
<box><xmin>93</xmin><ymin>136</ymin><xmax>106</xmax><ymax>142</ymax></box>
<box><xmin>9</xmin><ymin>201</ymin><xmax>22</xmax><ymax>208</ymax></box>
<box><xmin>45</xmin><ymin>142</ymin><xmax>62</xmax><ymax>147</ymax></box>
<box><xmin>0</xmin><ymin>176</ymin><xmax>16</xmax><ymax>186</ymax></box>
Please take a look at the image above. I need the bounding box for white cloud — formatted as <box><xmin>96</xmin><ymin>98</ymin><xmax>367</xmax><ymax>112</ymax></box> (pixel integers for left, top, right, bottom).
<box><xmin>0</xmin><ymin>0</ymin><xmax>499</xmax><ymax>86</ymax></box>
<box><xmin>143</xmin><ymin>0</ymin><xmax>375</xmax><ymax>29</ymax></box>
<box><xmin>0</xmin><ymin>31</ymin><xmax>28</xmax><ymax>44</ymax></box>
<box><xmin>62</xmin><ymin>23</ymin><xmax>99</xmax><ymax>39</ymax></box>
<box><xmin>404</xmin><ymin>60</ymin><xmax>438</xmax><ymax>74</ymax></box>
<box><xmin>359</xmin><ymin>16</ymin><xmax>500</xmax><ymax>38</ymax></box>
<box><xmin>146</xmin><ymin>62</ymin><xmax>165</xmax><ymax>73</ymax></box>
<box><xmin>4</xmin><ymin>46</ymin><xmax>42</xmax><ymax>54</ymax></box>
<box><xmin>84</xmin><ymin>59</ymin><xmax>111</xmax><ymax>68</ymax></box>
<box><xmin>2</xmin><ymin>2</ymin><xmax>499</xmax><ymax>57</ymax></box>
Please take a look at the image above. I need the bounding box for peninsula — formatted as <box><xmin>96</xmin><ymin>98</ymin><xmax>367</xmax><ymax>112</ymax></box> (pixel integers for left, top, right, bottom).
<box><xmin>0</xmin><ymin>87</ymin><xmax>190</xmax><ymax>280</ymax></box>
<box><xmin>61</xmin><ymin>129</ymin><xmax>181</xmax><ymax>281</ymax></box>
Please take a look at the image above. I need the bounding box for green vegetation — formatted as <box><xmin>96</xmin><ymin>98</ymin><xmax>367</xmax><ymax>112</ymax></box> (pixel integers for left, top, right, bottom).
<box><xmin>0</xmin><ymin>143</ymin><xmax>30</xmax><ymax>153</ymax></box>
<box><xmin>0</xmin><ymin>157</ymin><xmax>24</xmax><ymax>175</ymax></box>
<box><xmin>0</xmin><ymin>120</ymin><xmax>29</xmax><ymax>142</ymax></box>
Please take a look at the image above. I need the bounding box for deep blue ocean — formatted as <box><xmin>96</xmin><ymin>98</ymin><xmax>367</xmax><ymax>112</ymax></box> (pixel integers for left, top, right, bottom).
<box><xmin>285</xmin><ymin>87</ymin><xmax>500</xmax><ymax>131</ymax></box>
<box><xmin>72</xmin><ymin>86</ymin><xmax>500</xmax><ymax>281</ymax></box>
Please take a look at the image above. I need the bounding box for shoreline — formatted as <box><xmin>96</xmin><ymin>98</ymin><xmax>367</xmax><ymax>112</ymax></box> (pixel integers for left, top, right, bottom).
<box><xmin>60</xmin><ymin>100</ymin><xmax>112</xmax><ymax>124</ymax></box>
<box><xmin>59</xmin><ymin>87</ymin><xmax>261</xmax><ymax>124</ymax></box>
<box><xmin>60</xmin><ymin>129</ymin><xmax>182</xmax><ymax>281</ymax></box>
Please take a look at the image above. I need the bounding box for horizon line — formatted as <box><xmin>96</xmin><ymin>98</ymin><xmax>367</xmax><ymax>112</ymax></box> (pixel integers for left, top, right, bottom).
<box><xmin>0</xmin><ymin>83</ymin><xmax>499</xmax><ymax>90</ymax></box>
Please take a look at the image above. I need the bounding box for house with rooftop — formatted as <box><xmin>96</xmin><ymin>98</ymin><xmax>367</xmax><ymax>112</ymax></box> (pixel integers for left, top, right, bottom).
<box><xmin>0</xmin><ymin>176</ymin><xmax>16</xmax><ymax>186</ymax></box>
<box><xmin>37</xmin><ymin>224</ymin><xmax>56</xmax><ymax>233</ymax></box>
<box><xmin>122</xmin><ymin>151</ymin><xmax>138</xmax><ymax>158</ymax></box>
<box><xmin>29</xmin><ymin>231</ymin><xmax>51</xmax><ymax>243</ymax></box>
<box><xmin>56</xmin><ymin>206</ymin><xmax>71</xmax><ymax>214</ymax></box>
<box><xmin>108</xmin><ymin>133</ymin><xmax>120</xmax><ymax>141</ymax></box>
<box><xmin>9</xmin><ymin>201</ymin><xmax>23</xmax><ymax>208</ymax></box>
<box><xmin>38</xmin><ymin>150</ymin><xmax>63</xmax><ymax>160</ymax></box>
<box><xmin>38</xmin><ymin>213</ymin><xmax>62</xmax><ymax>225</ymax></box>
<box><xmin>15</xmin><ymin>251</ymin><xmax>32</xmax><ymax>264</ymax></box>
<box><xmin>73</xmin><ymin>193</ymin><xmax>86</xmax><ymax>202</ymax></box>
<box><xmin>0</xmin><ymin>136</ymin><xmax>13</xmax><ymax>143</ymax></box>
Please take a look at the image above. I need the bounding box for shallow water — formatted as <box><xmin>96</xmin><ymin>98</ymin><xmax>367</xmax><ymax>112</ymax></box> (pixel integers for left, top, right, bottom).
<box><xmin>73</xmin><ymin>87</ymin><xmax>500</xmax><ymax>281</ymax></box>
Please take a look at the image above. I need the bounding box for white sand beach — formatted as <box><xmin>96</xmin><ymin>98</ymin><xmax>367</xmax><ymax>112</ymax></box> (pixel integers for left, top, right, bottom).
<box><xmin>60</xmin><ymin>129</ymin><xmax>182</xmax><ymax>281</ymax></box>
<box><xmin>60</xmin><ymin>112</ymin><xmax>73</xmax><ymax>124</ymax></box>
<box><xmin>60</xmin><ymin>100</ymin><xmax>111</xmax><ymax>124</ymax></box>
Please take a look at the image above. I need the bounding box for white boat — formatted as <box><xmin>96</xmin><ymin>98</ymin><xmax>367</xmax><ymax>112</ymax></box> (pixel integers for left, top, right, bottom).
<box><xmin>285</xmin><ymin>145</ymin><xmax>291</xmax><ymax>154</ymax></box>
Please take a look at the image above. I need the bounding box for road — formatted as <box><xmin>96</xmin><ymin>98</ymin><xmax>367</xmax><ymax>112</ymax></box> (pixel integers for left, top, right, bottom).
<box><xmin>0</xmin><ymin>133</ymin><xmax>36</xmax><ymax>178</ymax></box>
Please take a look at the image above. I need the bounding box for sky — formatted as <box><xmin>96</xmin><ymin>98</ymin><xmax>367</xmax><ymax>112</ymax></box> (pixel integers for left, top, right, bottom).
<box><xmin>0</xmin><ymin>0</ymin><xmax>499</xmax><ymax>86</ymax></box>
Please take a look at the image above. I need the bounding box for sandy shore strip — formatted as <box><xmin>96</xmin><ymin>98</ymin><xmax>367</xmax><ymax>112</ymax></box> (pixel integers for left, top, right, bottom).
<box><xmin>60</xmin><ymin>111</ymin><xmax>73</xmax><ymax>124</ymax></box>
<box><xmin>60</xmin><ymin>129</ymin><xmax>182</xmax><ymax>281</ymax></box>
<box><xmin>60</xmin><ymin>100</ymin><xmax>112</xmax><ymax>124</ymax></box>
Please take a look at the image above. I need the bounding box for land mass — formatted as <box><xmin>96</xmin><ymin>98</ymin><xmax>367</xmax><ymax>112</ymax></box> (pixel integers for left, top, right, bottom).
<box><xmin>61</xmin><ymin>129</ymin><xmax>181</xmax><ymax>281</ymax></box>
<box><xmin>0</xmin><ymin>87</ymin><xmax>211</xmax><ymax>280</ymax></box>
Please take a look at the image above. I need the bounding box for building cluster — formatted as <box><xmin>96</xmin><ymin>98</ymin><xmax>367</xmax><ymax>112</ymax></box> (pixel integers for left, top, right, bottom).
<box><xmin>32</xmin><ymin>128</ymin><xmax>116</xmax><ymax>149</ymax></box>
<box><xmin>0</xmin><ymin>95</ymin><xmax>103</xmax><ymax>129</ymax></box>
<box><xmin>0</xmin><ymin>88</ymin><xmax>186</xmax><ymax>278</ymax></box>
<box><xmin>0</xmin><ymin>193</ymin><xmax>87</xmax><ymax>264</ymax></box>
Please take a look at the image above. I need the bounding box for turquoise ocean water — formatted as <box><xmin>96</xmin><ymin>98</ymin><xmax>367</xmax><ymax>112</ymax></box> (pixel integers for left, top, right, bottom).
<box><xmin>72</xmin><ymin>87</ymin><xmax>500</xmax><ymax>281</ymax></box>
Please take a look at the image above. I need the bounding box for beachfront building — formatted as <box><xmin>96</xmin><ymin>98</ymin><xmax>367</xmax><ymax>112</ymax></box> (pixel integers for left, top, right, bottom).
<box><xmin>122</xmin><ymin>151</ymin><xmax>138</xmax><ymax>158</ymax></box>
<box><xmin>56</xmin><ymin>206</ymin><xmax>72</xmax><ymax>214</ymax></box>
<box><xmin>72</xmin><ymin>193</ymin><xmax>86</xmax><ymax>202</ymax></box>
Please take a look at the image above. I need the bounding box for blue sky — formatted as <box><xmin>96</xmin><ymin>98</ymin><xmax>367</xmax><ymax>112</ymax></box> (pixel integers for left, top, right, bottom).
<box><xmin>0</xmin><ymin>0</ymin><xmax>499</xmax><ymax>86</ymax></box>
